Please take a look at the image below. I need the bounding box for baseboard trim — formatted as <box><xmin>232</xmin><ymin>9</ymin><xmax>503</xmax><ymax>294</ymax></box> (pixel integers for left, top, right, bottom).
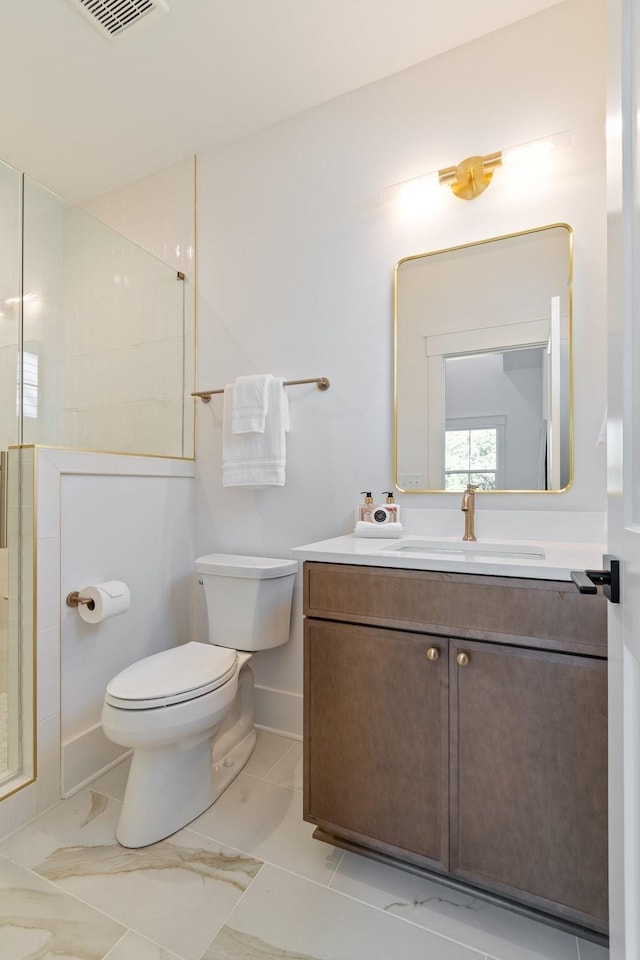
<box><xmin>62</xmin><ymin>690</ymin><xmax>301</xmax><ymax>796</ymax></box>
<box><xmin>253</xmin><ymin>685</ymin><xmax>302</xmax><ymax>738</ymax></box>
<box><xmin>62</xmin><ymin>724</ymin><xmax>129</xmax><ymax>797</ymax></box>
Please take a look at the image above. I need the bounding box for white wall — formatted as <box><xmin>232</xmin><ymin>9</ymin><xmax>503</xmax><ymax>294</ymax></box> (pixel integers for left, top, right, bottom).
<box><xmin>0</xmin><ymin>449</ymin><xmax>195</xmax><ymax>835</ymax></box>
<box><xmin>193</xmin><ymin>0</ymin><xmax>606</xmax><ymax>733</ymax></box>
<box><xmin>59</xmin><ymin>461</ymin><xmax>195</xmax><ymax>794</ymax></box>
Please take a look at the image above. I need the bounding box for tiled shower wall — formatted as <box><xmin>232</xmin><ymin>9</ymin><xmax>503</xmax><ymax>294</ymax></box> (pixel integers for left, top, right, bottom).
<box><xmin>0</xmin><ymin>162</ymin><xmax>21</xmax><ymax>753</ymax></box>
<box><xmin>21</xmin><ymin>179</ymin><xmax>190</xmax><ymax>458</ymax></box>
<box><xmin>81</xmin><ymin>155</ymin><xmax>196</xmax><ymax>456</ymax></box>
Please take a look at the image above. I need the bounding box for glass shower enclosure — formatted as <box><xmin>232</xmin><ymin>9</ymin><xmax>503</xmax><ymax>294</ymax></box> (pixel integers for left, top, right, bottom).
<box><xmin>0</xmin><ymin>156</ymin><xmax>192</xmax><ymax>799</ymax></box>
<box><xmin>0</xmin><ymin>159</ymin><xmax>22</xmax><ymax>789</ymax></box>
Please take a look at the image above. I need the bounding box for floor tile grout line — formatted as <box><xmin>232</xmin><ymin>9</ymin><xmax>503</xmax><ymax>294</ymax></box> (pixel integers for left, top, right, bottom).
<box><xmin>4</xmin><ymin>783</ymin><xmax>598</xmax><ymax>960</ymax></box>
<box><xmin>240</xmin><ymin>766</ymin><xmax>302</xmax><ymax>792</ymax></box>
<box><xmin>178</xmin><ymin>823</ymin><xmax>269</xmax><ymax>870</ymax></box>
<box><xmin>326</xmin><ymin>848</ymin><xmax>345</xmax><ymax>886</ymax></box>
<box><xmin>1</xmin><ymin>854</ymin><xmax>139</xmax><ymax>939</ymax></box>
<box><xmin>104</xmin><ymin>928</ymin><xmax>190</xmax><ymax>960</ymax></box>
<box><xmin>252</xmin><ymin>860</ymin><xmax>489</xmax><ymax>959</ymax></box>
<box><xmin>4</xmin><ymin>834</ymin><xmax>484</xmax><ymax>960</ymax></box>
<box><xmin>2</xmin><ymin>830</ymin><xmax>581</xmax><ymax>960</ymax></box>
<box><xmin>194</xmin><ymin>859</ymin><xmax>270</xmax><ymax>960</ymax></box>
<box><xmin>98</xmin><ymin>927</ymin><xmax>130</xmax><ymax>960</ymax></box>
<box><xmin>21</xmin><ymin>870</ymin><xmax>191</xmax><ymax>960</ymax></box>
<box><xmin>241</xmin><ymin>771</ymin><xmax>302</xmax><ymax>792</ymax></box>
<box><xmin>256</xmin><ymin>739</ymin><xmax>299</xmax><ymax>781</ymax></box>
<box><xmin>2</xmin><ymin>825</ymin><xmax>254</xmax><ymax>960</ymax></box>
<box><xmin>126</xmin><ymin>815</ymin><xmax>577</xmax><ymax>960</ymax></box>
<box><xmin>167</xmin><ymin>809</ymin><xmax>578</xmax><ymax>960</ymax></box>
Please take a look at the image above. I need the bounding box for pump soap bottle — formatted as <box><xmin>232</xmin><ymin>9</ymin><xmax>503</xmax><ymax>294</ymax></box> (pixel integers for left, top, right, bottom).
<box><xmin>381</xmin><ymin>492</ymin><xmax>399</xmax><ymax>523</ymax></box>
<box><xmin>358</xmin><ymin>492</ymin><xmax>375</xmax><ymax>523</ymax></box>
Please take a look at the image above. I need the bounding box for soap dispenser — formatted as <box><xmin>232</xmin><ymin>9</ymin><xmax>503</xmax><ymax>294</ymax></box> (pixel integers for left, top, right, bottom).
<box><xmin>380</xmin><ymin>491</ymin><xmax>400</xmax><ymax>523</ymax></box>
<box><xmin>358</xmin><ymin>492</ymin><xmax>375</xmax><ymax>523</ymax></box>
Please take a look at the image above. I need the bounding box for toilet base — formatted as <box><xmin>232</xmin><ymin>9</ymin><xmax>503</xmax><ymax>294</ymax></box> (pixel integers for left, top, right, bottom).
<box><xmin>117</xmin><ymin>736</ymin><xmax>215</xmax><ymax>848</ymax></box>
<box><xmin>114</xmin><ymin>661</ymin><xmax>257</xmax><ymax>848</ymax></box>
<box><xmin>116</xmin><ymin>727</ymin><xmax>257</xmax><ymax>848</ymax></box>
<box><xmin>211</xmin><ymin>727</ymin><xmax>257</xmax><ymax>800</ymax></box>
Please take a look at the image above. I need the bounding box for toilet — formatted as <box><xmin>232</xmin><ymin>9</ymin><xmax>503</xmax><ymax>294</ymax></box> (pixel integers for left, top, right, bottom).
<box><xmin>101</xmin><ymin>553</ymin><xmax>297</xmax><ymax>848</ymax></box>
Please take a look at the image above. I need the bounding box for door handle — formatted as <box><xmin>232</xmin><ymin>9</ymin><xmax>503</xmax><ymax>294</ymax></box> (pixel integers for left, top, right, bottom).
<box><xmin>570</xmin><ymin>554</ymin><xmax>620</xmax><ymax>603</ymax></box>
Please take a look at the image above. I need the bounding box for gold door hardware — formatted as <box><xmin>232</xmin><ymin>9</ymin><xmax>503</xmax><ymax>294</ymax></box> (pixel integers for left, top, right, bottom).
<box><xmin>456</xmin><ymin>652</ymin><xmax>470</xmax><ymax>667</ymax></box>
<box><xmin>426</xmin><ymin>646</ymin><xmax>440</xmax><ymax>661</ymax></box>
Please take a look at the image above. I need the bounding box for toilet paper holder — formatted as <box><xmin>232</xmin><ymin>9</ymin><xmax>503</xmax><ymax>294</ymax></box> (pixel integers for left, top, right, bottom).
<box><xmin>66</xmin><ymin>591</ymin><xmax>95</xmax><ymax>611</ymax></box>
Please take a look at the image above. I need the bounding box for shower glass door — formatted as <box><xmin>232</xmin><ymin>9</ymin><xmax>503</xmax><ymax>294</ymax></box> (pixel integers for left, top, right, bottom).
<box><xmin>0</xmin><ymin>159</ymin><xmax>192</xmax><ymax>803</ymax></box>
<box><xmin>0</xmin><ymin>158</ymin><xmax>22</xmax><ymax>788</ymax></box>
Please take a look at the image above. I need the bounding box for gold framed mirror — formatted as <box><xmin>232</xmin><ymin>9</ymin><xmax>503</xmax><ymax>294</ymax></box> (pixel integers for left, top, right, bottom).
<box><xmin>394</xmin><ymin>223</ymin><xmax>572</xmax><ymax>493</ymax></box>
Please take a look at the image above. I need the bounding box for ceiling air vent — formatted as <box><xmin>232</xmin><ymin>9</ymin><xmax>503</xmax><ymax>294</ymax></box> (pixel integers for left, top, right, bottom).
<box><xmin>69</xmin><ymin>0</ymin><xmax>169</xmax><ymax>40</ymax></box>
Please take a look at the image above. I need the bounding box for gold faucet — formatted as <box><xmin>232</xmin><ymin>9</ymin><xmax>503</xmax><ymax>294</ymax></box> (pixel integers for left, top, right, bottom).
<box><xmin>461</xmin><ymin>483</ymin><xmax>477</xmax><ymax>541</ymax></box>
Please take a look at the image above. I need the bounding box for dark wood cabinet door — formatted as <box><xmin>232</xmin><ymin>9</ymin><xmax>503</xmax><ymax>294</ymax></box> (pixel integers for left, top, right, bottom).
<box><xmin>304</xmin><ymin>619</ymin><xmax>449</xmax><ymax>869</ymax></box>
<box><xmin>449</xmin><ymin>639</ymin><xmax>608</xmax><ymax>930</ymax></box>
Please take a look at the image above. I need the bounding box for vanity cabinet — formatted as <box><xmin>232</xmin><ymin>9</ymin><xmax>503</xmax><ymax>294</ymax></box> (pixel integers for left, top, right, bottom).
<box><xmin>303</xmin><ymin>562</ymin><xmax>608</xmax><ymax>937</ymax></box>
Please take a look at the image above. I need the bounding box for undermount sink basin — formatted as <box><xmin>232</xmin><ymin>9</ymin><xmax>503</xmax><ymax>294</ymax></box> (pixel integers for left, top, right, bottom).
<box><xmin>381</xmin><ymin>537</ymin><xmax>546</xmax><ymax>560</ymax></box>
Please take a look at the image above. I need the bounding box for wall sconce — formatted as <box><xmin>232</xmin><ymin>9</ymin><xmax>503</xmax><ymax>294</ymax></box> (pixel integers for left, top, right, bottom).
<box><xmin>384</xmin><ymin>130</ymin><xmax>573</xmax><ymax>206</ymax></box>
<box><xmin>438</xmin><ymin>151</ymin><xmax>502</xmax><ymax>200</ymax></box>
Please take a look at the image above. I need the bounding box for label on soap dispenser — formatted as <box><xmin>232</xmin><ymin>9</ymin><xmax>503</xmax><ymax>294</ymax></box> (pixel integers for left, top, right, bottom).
<box><xmin>372</xmin><ymin>508</ymin><xmax>391</xmax><ymax>524</ymax></box>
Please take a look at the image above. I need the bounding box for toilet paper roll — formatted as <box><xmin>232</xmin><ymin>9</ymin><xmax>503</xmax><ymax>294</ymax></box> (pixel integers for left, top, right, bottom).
<box><xmin>77</xmin><ymin>580</ymin><xmax>130</xmax><ymax>624</ymax></box>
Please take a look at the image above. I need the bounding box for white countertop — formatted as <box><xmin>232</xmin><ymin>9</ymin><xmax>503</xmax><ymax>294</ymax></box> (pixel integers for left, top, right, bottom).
<box><xmin>292</xmin><ymin>534</ymin><xmax>606</xmax><ymax>581</ymax></box>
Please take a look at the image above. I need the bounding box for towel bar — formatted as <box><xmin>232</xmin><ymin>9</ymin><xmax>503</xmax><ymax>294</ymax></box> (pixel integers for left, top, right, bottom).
<box><xmin>192</xmin><ymin>377</ymin><xmax>330</xmax><ymax>403</ymax></box>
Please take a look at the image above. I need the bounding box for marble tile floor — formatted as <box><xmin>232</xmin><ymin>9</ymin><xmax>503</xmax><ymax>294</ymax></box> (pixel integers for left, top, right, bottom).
<box><xmin>0</xmin><ymin>731</ymin><xmax>609</xmax><ymax>960</ymax></box>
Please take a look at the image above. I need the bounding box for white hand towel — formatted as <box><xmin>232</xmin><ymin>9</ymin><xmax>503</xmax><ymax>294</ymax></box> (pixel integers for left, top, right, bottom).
<box><xmin>354</xmin><ymin>521</ymin><xmax>404</xmax><ymax>539</ymax></box>
<box><xmin>223</xmin><ymin>377</ymin><xmax>290</xmax><ymax>487</ymax></box>
<box><xmin>231</xmin><ymin>374</ymin><xmax>270</xmax><ymax>434</ymax></box>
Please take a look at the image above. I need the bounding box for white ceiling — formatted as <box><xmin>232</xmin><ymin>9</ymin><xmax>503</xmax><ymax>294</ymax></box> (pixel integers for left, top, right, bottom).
<box><xmin>0</xmin><ymin>0</ymin><xmax>562</xmax><ymax>203</ymax></box>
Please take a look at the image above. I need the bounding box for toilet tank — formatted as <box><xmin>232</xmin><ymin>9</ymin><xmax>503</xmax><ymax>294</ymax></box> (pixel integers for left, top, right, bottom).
<box><xmin>195</xmin><ymin>554</ymin><xmax>298</xmax><ymax>650</ymax></box>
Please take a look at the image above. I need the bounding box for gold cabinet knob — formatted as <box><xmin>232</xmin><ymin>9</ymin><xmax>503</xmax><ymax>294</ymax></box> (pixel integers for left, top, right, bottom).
<box><xmin>456</xmin><ymin>652</ymin><xmax>470</xmax><ymax>667</ymax></box>
<box><xmin>426</xmin><ymin>646</ymin><xmax>440</xmax><ymax>661</ymax></box>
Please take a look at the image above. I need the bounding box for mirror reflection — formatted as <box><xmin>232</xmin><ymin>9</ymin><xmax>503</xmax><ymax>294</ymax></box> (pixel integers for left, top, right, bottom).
<box><xmin>394</xmin><ymin>224</ymin><xmax>572</xmax><ymax>493</ymax></box>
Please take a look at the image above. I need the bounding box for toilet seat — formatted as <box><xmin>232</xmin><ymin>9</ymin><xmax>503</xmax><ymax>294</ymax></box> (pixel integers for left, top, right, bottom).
<box><xmin>105</xmin><ymin>641</ymin><xmax>238</xmax><ymax>710</ymax></box>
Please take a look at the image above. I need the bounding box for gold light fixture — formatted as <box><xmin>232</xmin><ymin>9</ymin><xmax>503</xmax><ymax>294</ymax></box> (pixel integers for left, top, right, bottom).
<box><xmin>438</xmin><ymin>151</ymin><xmax>502</xmax><ymax>200</ymax></box>
<box><xmin>384</xmin><ymin>131</ymin><xmax>573</xmax><ymax>208</ymax></box>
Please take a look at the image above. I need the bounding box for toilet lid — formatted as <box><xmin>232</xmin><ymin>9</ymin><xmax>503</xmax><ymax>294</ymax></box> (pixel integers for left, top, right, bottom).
<box><xmin>105</xmin><ymin>642</ymin><xmax>238</xmax><ymax>709</ymax></box>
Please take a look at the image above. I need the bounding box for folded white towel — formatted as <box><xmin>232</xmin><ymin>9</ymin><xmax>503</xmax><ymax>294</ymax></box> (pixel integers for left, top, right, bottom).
<box><xmin>354</xmin><ymin>521</ymin><xmax>405</xmax><ymax>539</ymax></box>
<box><xmin>232</xmin><ymin>374</ymin><xmax>270</xmax><ymax>434</ymax></box>
<box><xmin>223</xmin><ymin>377</ymin><xmax>290</xmax><ymax>487</ymax></box>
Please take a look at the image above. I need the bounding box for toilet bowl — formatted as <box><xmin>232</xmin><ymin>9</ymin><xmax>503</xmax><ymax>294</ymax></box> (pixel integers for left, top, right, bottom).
<box><xmin>101</xmin><ymin>554</ymin><xmax>297</xmax><ymax>848</ymax></box>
